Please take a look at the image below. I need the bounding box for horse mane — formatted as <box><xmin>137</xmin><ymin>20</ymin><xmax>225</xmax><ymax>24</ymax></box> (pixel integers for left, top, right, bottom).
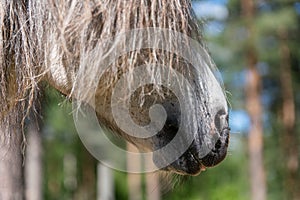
<box><xmin>0</xmin><ymin>0</ymin><xmax>221</xmax><ymax>120</ymax></box>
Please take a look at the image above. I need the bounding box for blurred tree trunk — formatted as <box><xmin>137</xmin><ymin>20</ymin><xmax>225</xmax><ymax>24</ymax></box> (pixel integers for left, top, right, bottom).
<box><xmin>0</xmin><ymin>105</ymin><xmax>24</xmax><ymax>199</ymax></box>
<box><xmin>145</xmin><ymin>160</ymin><xmax>160</xmax><ymax>200</ymax></box>
<box><xmin>97</xmin><ymin>163</ymin><xmax>114</xmax><ymax>200</ymax></box>
<box><xmin>242</xmin><ymin>0</ymin><xmax>266</xmax><ymax>200</ymax></box>
<box><xmin>127</xmin><ymin>142</ymin><xmax>161</xmax><ymax>200</ymax></box>
<box><xmin>25</xmin><ymin>111</ymin><xmax>43</xmax><ymax>200</ymax></box>
<box><xmin>245</xmin><ymin>56</ymin><xmax>266</xmax><ymax>200</ymax></box>
<box><xmin>74</xmin><ymin>146</ymin><xmax>97</xmax><ymax>200</ymax></box>
<box><xmin>127</xmin><ymin>142</ymin><xmax>143</xmax><ymax>200</ymax></box>
<box><xmin>278</xmin><ymin>29</ymin><xmax>300</xmax><ymax>200</ymax></box>
<box><xmin>145</xmin><ymin>173</ymin><xmax>160</xmax><ymax>200</ymax></box>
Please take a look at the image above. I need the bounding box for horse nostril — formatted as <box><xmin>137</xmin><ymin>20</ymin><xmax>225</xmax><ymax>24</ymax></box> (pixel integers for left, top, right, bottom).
<box><xmin>214</xmin><ymin>109</ymin><xmax>228</xmax><ymax>132</ymax></box>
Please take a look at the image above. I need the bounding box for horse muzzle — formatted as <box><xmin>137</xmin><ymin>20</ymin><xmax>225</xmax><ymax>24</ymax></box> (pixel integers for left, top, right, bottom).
<box><xmin>155</xmin><ymin>109</ymin><xmax>230</xmax><ymax>175</ymax></box>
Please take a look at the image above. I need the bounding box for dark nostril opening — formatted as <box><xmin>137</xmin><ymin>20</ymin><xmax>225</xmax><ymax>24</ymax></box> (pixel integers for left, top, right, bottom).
<box><xmin>214</xmin><ymin>108</ymin><xmax>228</xmax><ymax>132</ymax></box>
<box><xmin>213</xmin><ymin>139</ymin><xmax>222</xmax><ymax>151</ymax></box>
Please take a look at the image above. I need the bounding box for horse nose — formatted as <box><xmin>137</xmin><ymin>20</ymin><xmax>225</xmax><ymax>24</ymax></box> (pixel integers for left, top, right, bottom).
<box><xmin>214</xmin><ymin>108</ymin><xmax>229</xmax><ymax>133</ymax></box>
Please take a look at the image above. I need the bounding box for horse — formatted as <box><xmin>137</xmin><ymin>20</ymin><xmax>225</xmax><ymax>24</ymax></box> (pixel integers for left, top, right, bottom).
<box><xmin>0</xmin><ymin>0</ymin><xmax>230</xmax><ymax>198</ymax></box>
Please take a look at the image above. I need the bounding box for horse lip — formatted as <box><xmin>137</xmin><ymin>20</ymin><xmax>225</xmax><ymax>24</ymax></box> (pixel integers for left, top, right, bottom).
<box><xmin>176</xmin><ymin>127</ymin><xmax>230</xmax><ymax>173</ymax></box>
<box><xmin>155</xmin><ymin>126</ymin><xmax>230</xmax><ymax>175</ymax></box>
<box><xmin>162</xmin><ymin>151</ymin><xmax>205</xmax><ymax>176</ymax></box>
<box><xmin>187</xmin><ymin>152</ymin><xmax>207</xmax><ymax>175</ymax></box>
<box><xmin>200</xmin><ymin>127</ymin><xmax>230</xmax><ymax>168</ymax></box>
<box><xmin>171</xmin><ymin>126</ymin><xmax>230</xmax><ymax>175</ymax></box>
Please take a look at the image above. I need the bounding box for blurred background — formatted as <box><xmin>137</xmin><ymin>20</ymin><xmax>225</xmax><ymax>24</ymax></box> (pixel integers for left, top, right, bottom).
<box><xmin>25</xmin><ymin>0</ymin><xmax>300</xmax><ymax>199</ymax></box>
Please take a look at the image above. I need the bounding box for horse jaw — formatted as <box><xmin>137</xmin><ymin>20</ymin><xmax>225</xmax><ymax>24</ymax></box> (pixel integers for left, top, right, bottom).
<box><xmin>45</xmin><ymin>45</ymin><xmax>230</xmax><ymax>176</ymax></box>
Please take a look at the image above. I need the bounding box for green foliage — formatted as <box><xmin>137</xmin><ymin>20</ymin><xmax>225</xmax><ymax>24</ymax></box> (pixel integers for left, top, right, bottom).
<box><xmin>114</xmin><ymin>171</ymin><xmax>129</xmax><ymax>200</ymax></box>
<box><xmin>256</xmin><ymin>7</ymin><xmax>297</xmax><ymax>34</ymax></box>
<box><xmin>43</xmin><ymin>88</ymin><xmax>82</xmax><ymax>199</ymax></box>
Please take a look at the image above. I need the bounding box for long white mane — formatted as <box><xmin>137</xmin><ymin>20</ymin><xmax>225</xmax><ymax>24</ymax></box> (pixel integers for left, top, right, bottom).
<box><xmin>0</xmin><ymin>0</ymin><xmax>225</xmax><ymax>114</ymax></box>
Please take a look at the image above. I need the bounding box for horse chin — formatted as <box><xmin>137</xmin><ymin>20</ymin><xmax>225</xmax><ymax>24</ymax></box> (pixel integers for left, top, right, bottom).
<box><xmin>161</xmin><ymin>151</ymin><xmax>205</xmax><ymax>176</ymax></box>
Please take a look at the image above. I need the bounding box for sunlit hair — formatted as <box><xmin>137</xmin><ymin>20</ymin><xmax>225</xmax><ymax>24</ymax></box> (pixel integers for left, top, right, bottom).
<box><xmin>0</xmin><ymin>0</ymin><xmax>226</xmax><ymax>114</ymax></box>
